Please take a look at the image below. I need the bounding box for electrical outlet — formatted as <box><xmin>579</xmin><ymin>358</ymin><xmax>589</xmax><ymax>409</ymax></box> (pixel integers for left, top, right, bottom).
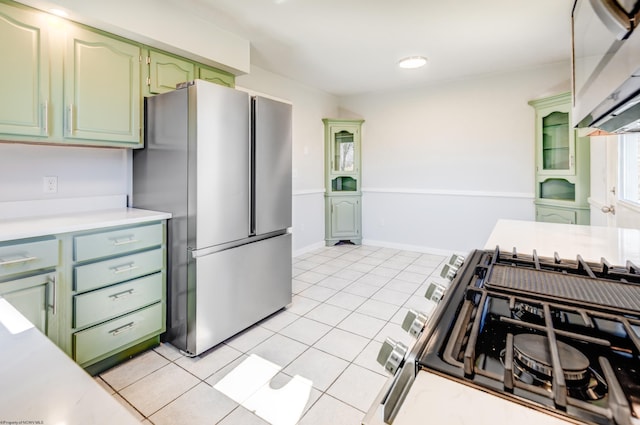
<box><xmin>43</xmin><ymin>176</ymin><xmax>58</xmax><ymax>193</ymax></box>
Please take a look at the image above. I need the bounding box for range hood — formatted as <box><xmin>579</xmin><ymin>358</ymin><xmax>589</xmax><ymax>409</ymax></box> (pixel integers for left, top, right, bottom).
<box><xmin>572</xmin><ymin>0</ymin><xmax>640</xmax><ymax>133</ymax></box>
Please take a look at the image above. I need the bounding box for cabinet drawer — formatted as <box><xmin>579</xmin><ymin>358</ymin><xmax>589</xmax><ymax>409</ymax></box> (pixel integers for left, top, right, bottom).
<box><xmin>74</xmin><ymin>273</ymin><xmax>162</xmax><ymax>329</ymax></box>
<box><xmin>0</xmin><ymin>239</ymin><xmax>58</xmax><ymax>278</ymax></box>
<box><xmin>74</xmin><ymin>248</ymin><xmax>163</xmax><ymax>293</ymax></box>
<box><xmin>536</xmin><ymin>206</ymin><xmax>576</xmax><ymax>224</ymax></box>
<box><xmin>73</xmin><ymin>302</ymin><xmax>162</xmax><ymax>365</ymax></box>
<box><xmin>74</xmin><ymin>223</ymin><xmax>162</xmax><ymax>262</ymax></box>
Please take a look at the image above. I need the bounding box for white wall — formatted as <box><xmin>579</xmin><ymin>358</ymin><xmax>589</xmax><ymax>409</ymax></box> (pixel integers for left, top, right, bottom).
<box><xmin>236</xmin><ymin>66</ymin><xmax>340</xmax><ymax>254</ymax></box>
<box><xmin>0</xmin><ymin>143</ymin><xmax>129</xmax><ymax>205</ymax></box>
<box><xmin>339</xmin><ymin>62</ymin><xmax>571</xmax><ymax>253</ymax></box>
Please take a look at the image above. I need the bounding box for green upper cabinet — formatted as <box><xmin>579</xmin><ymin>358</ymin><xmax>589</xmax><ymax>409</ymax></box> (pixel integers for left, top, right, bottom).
<box><xmin>532</xmin><ymin>96</ymin><xmax>575</xmax><ymax>177</ymax></box>
<box><xmin>144</xmin><ymin>49</ymin><xmax>195</xmax><ymax>96</ymax></box>
<box><xmin>64</xmin><ymin>26</ymin><xmax>141</xmax><ymax>146</ymax></box>
<box><xmin>324</xmin><ymin>119</ymin><xmax>364</xmax><ymax>190</ymax></box>
<box><xmin>529</xmin><ymin>93</ymin><xmax>590</xmax><ymax>225</ymax></box>
<box><xmin>197</xmin><ymin>64</ymin><xmax>234</xmax><ymax>87</ymax></box>
<box><xmin>142</xmin><ymin>49</ymin><xmax>234</xmax><ymax>96</ymax></box>
<box><xmin>0</xmin><ymin>2</ymin><xmax>49</xmax><ymax>138</ymax></box>
<box><xmin>0</xmin><ymin>0</ymin><xmax>235</xmax><ymax>148</ymax></box>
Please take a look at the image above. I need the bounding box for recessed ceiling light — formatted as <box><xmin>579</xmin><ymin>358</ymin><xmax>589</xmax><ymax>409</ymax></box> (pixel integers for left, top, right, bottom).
<box><xmin>398</xmin><ymin>56</ymin><xmax>427</xmax><ymax>69</ymax></box>
<box><xmin>49</xmin><ymin>8</ymin><xmax>68</xmax><ymax>17</ymax></box>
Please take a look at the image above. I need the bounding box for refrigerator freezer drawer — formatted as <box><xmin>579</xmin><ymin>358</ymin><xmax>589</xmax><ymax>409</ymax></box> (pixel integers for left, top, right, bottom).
<box><xmin>189</xmin><ymin>233</ymin><xmax>292</xmax><ymax>355</ymax></box>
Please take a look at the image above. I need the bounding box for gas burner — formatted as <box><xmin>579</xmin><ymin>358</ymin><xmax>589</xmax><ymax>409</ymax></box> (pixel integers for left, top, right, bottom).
<box><xmin>512</xmin><ymin>333</ymin><xmax>608</xmax><ymax>401</ymax></box>
<box><xmin>513</xmin><ymin>333</ymin><xmax>589</xmax><ymax>382</ymax></box>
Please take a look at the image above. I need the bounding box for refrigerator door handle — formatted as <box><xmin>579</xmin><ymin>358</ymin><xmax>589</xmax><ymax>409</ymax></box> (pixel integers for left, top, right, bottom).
<box><xmin>250</xmin><ymin>96</ymin><xmax>257</xmax><ymax>236</ymax></box>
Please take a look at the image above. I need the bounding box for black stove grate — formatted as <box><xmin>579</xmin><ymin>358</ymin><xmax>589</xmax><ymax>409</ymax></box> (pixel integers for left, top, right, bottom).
<box><xmin>417</xmin><ymin>248</ymin><xmax>640</xmax><ymax>425</ymax></box>
<box><xmin>487</xmin><ymin>264</ymin><xmax>640</xmax><ymax>314</ymax></box>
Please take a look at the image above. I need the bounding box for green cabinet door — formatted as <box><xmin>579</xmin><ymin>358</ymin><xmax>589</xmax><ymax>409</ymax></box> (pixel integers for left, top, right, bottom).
<box><xmin>197</xmin><ymin>65</ymin><xmax>234</xmax><ymax>87</ymax></box>
<box><xmin>64</xmin><ymin>26</ymin><xmax>141</xmax><ymax>145</ymax></box>
<box><xmin>0</xmin><ymin>272</ymin><xmax>57</xmax><ymax>340</ymax></box>
<box><xmin>328</xmin><ymin>196</ymin><xmax>361</xmax><ymax>241</ymax></box>
<box><xmin>146</xmin><ymin>49</ymin><xmax>195</xmax><ymax>95</ymax></box>
<box><xmin>0</xmin><ymin>2</ymin><xmax>49</xmax><ymax>138</ymax></box>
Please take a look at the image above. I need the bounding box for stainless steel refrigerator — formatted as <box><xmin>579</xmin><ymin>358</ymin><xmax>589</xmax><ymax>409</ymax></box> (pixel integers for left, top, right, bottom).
<box><xmin>132</xmin><ymin>80</ymin><xmax>292</xmax><ymax>356</ymax></box>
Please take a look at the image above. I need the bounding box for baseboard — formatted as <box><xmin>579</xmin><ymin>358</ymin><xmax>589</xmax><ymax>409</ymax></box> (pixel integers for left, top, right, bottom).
<box><xmin>293</xmin><ymin>240</ymin><xmax>326</xmax><ymax>257</ymax></box>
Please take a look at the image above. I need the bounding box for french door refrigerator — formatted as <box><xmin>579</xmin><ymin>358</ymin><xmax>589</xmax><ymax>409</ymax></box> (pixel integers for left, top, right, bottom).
<box><xmin>132</xmin><ymin>80</ymin><xmax>292</xmax><ymax>356</ymax></box>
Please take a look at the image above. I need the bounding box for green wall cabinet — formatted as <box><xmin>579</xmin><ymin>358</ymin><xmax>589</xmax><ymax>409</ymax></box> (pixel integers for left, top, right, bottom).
<box><xmin>0</xmin><ymin>0</ymin><xmax>142</xmax><ymax>147</ymax></box>
<box><xmin>323</xmin><ymin>119</ymin><xmax>364</xmax><ymax>245</ymax></box>
<box><xmin>197</xmin><ymin>64</ymin><xmax>234</xmax><ymax>87</ymax></box>
<box><xmin>142</xmin><ymin>50</ymin><xmax>234</xmax><ymax>96</ymax></box>
<box><xmin>0</xmin><ymin>0</ymin><xmax>234</xmax><ymax>149</ymax></box>
<box><xmin>0</xmin><ymin>2</ymin><xmax>50</xmax><ymax>138</ymax></box>
<box><xmin>529</xmin><ymin>93</ymin><xmax>590</xmax><ymax>225</ymax></box>
<box><xmin>144</xmin><ymin>49</ymin><xmax>195</xmax><ymax>95</ymax></box>
<box><xmin>64</xmin><ymin>25</ymin><xmax>141</xmax><ymax>145</ymax></box>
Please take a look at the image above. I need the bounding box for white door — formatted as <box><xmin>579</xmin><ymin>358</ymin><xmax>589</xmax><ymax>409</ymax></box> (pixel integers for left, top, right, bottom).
<box><xmin>591</xmin><ymin>133</ymin><xmax>640</xmax><ymax>228</ymax></box>
<box><xmin>616</xmin><ymin>133</ymin><xmax>640</xmax><ymax>228</ymax></box>
<box><xmin>589</xmin><ymin>135</ymin><xmax>617</xmax><ymax>226</ymax></box>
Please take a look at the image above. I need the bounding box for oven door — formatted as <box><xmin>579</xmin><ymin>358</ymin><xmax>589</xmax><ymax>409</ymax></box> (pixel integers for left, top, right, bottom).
<box><xmin>572</xmin><ymin>0</ymin><xmax>640</xmax><ymax>129</ymax></box>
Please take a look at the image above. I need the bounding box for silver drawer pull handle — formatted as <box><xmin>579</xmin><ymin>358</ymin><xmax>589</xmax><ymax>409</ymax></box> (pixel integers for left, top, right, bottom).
<box><xmin>109</xmin><ymin>322</ymin><xmax>135</xmax><ymax>336</ymax></box>
<box><xmin>0</xmin><ymin>255</ymin><xmax>38</xmax><ymax>266</ymax></box>
<box><xmin>111</xmin><ymin>237</ymin><xmax>140</xmax><ymax>246</ymax></box>
<box><xmin>111</xmin><ymin>263</ymin><xmax>139</xmax><ymax>274</ymax></box>
<box><xmin>109</xmin><ymin>289</ymin><xmax>135</xmax><ymax>300</ymax></box>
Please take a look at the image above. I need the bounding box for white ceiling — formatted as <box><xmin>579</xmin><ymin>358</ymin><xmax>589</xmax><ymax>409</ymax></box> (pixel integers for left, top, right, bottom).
<box><xmin>170</xmin><ymin>0</ymin><xmax>575</xmax><ymax>96</ymax></box>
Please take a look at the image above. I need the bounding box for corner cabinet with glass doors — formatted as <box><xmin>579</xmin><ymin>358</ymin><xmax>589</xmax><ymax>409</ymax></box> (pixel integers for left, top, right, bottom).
<box><xmin>323</xmin><ymin>119</ymin><xmax>364</xmax><ymax>245</ymax></box>
<box><xmin>529</xmin><ymin>92</ymin><xmax>590</xmax><ymax>225</ymax></box>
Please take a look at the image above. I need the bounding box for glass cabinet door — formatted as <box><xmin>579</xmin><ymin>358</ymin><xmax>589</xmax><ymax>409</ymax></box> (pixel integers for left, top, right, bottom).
<box><xmin>541</xmin><ymin>111</ymin><xmax>570</xmax><ymax>171</ymax></box>
<box><xmin>333</xmin><ymin>130</ymin><xmax>355</xmax><ymax>172</ymax></box>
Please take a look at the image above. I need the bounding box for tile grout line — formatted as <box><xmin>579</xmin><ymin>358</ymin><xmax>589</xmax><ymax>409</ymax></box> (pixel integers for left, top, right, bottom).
<box><xmin>109</xmin><ymin>244</ymin><xmax>450</xmax><ymax>425</ymax></box>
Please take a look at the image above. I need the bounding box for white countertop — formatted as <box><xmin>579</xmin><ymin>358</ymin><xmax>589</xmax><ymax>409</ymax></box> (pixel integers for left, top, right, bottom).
<box><xmin>0</xmin><ymin>208</ymin><xmax>172</xmax><ymax>242</ymax></box>
<box><xmin>393</xmin><ymin>372</ymin><xmax>574</xmax><ymax>425</ymax></box>
<box><xmin>485</xmin><ymin>219</ymin><xmax>640</xmax><ymax>265</ymax></box>
<box><xmin>0</xmin><ymin>299</ymin><xmax>139</xmax><ymax>425</ymax></box>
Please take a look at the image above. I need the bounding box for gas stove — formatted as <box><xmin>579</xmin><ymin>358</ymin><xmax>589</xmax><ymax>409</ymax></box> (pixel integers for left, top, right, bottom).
<box><xmin>372</xmin><ymin>247</ymin><xmax>640</xmax><ymax>425</ymax></box>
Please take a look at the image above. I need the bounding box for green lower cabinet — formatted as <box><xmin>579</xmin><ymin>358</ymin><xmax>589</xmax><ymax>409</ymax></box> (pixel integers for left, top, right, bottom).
<box><xmin>0</xmin><ymin>236</ymin><xmax>59</xmax><ymax>343</ymax></box>
<box><xmin>74</xmin><ymin>302</ymin><xmax>163</xmax><ymax>366</ymax></box>
<box><xmin>326</xmin><ymin>195</ymin><xmax>362</xmax><ymax>245</ymax></box>
<box><xmin>73</xmin><ymin>273</ymin><xmax>163</xmax><ymax>329</ymax></box>
<box><xmin>68</xmin><ymin>221</ymin><xmax>166</xmax><ymax>374</ymax></box>
<box><xmin>535</xmin><ymin>203</ymin><xmax>590</xmax><ymax>225</ymax></box>
<box><xmin>0</xmin><ymin>271</ymin><xmax>58</xmax><ymax>340</ymax></box>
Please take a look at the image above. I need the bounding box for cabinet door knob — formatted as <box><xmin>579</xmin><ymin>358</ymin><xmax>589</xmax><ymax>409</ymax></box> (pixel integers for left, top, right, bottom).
<box><xmin>601</xmin><ymin>205</ymin><xmax>615</xmax><ymax>215</ymax></box>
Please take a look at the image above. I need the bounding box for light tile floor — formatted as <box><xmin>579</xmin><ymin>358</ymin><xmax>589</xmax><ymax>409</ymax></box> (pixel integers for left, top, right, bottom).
<box><xmin>96</xmin><ymin>244</ymin><xmax>450</xmax><ymax>425</ymax></box>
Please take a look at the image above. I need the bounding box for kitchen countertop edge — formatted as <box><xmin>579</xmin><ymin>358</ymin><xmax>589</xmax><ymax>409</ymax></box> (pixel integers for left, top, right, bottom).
<box><xmin>0</xmin><ymin>208</ymin><xmax>172</xmax><ymax>242</ymax></box>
